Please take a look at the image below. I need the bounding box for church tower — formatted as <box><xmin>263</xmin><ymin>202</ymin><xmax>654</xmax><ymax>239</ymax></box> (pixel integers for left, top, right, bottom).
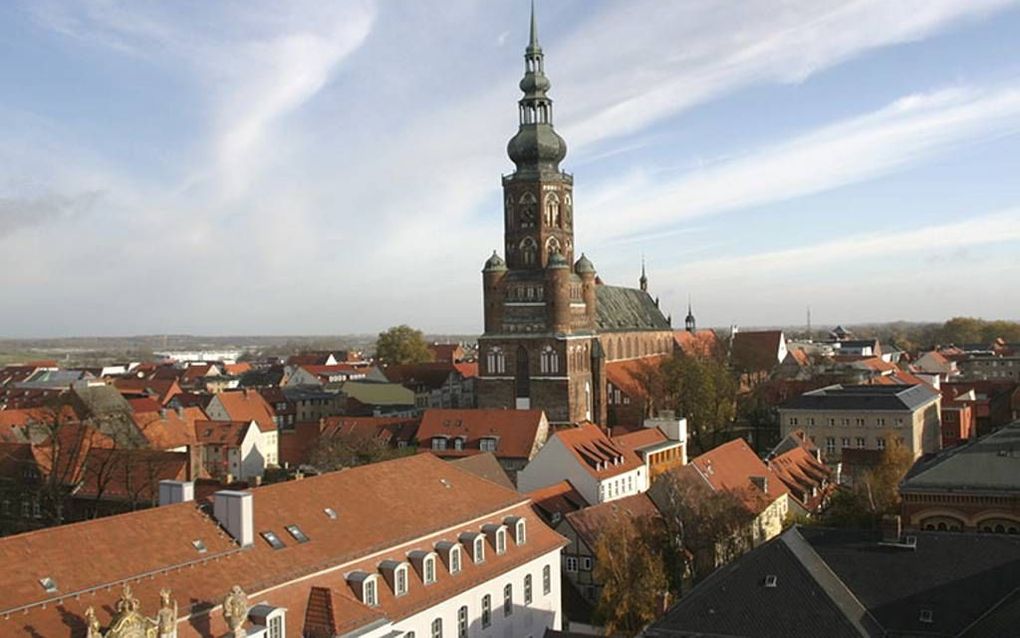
<box><xmin>478</xmin><ymin>5</ymin><xmax>598</xmax><ymax>424</ymax></box>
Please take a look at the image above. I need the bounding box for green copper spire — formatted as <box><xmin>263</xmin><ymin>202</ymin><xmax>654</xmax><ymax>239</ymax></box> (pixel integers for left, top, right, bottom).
<box><xmin>507</xmin><ymin>1</ymin><xmax>567</xmax><ymax>175</ymax></box>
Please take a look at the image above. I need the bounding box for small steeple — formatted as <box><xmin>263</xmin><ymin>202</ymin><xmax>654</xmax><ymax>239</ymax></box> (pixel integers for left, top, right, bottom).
<box><xmin>685</xmin><ymin>296</ymin><xmax>696</xmax><ymax>333</ymax></box>
<box><xmin>639</xmin><ymin>258</ymin><xmax>648</xmax><ymax>292</ymax></box>
<box><xmin>528</xmin><ymin>0</ymin><xmax>540</xmax><ymax>52</ymax></box>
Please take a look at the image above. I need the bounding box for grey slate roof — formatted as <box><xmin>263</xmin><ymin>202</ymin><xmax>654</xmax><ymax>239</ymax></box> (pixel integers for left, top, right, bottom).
<box><xmin>901</xmin><ymin>420</ymin><xmax>1020</xmax><ymax>491</ymax></box>
<box><xmin>781</xmin><ymin>383</ymin><xmax>939</xmax><ymax>412</ymax></box>
<box><xmin>647</xmin><ymin>526</ymin><xmax>1020</xmax><ymax>638</ymax></box>
<box><xmin>595</xmin><ymin>285</ymin><xmax>671</xmax><ymax>332</ymax></box>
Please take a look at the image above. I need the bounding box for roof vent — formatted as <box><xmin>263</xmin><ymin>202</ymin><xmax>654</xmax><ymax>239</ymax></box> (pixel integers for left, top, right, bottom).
<box><xmin>764</xmin><ymin>575</ymin><xmax>778</xmax><ymax>588</ymax></box>
<box><xmin>192</xmin><ymin>539</ymin><xmax>207</xmax><ymax>553</ymax></box>
<box><xmin>920</xmin><ymin>609</ymin><xmax>933</xmax><ymax>623</ymax></box>
<box><xmin>324</xmin><ymin>507</ymin><xmax>338</xmax><ymax>520</ymax></box>
<box><xmin>39</xmin><ymin>577</ymin><xmax>58</xmax><ymax>594</ymax></box>
<box><xmin>440</xmin><ymin>478</ymin><xmax>451</xmax><ymax>488</ymax></box>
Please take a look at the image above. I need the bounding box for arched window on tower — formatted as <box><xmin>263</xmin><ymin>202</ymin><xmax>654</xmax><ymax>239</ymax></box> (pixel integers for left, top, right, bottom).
<box><xmin>540</xmin><ymin>346</ymin><xmax>559</xmax><ymax>375</ymax></box>
<box><xmin>545</xmin><ymin>236</ymin><xmax>561</xmax><ymax>257</ymax></box>
<box><xmin>505</xmin><ymin>196</ymin><xmax>514</xmax><ymax>227</ymax></box>
<box><xmin>520</xmin><ymin>237</ymin><xmax>538</xmax><ymax>266</ymax></box>
<box><xmin>544</xmin><ymin>193</ymin><xmax>560</xmax><ymax>226</ymax></box>
<box><xmin>487</xmin><ymin>347</ymin><xmax>506</xmax><ymax>375</ymax></box>
<box><xmin>563</xmin><ymin>193</ymin><xmax>572</xmax><ymax>225</ymax></box>
<box><xmin>518</xmin><ymin>193</ymin><xmax>537</xmax><ymax>228</ymax></box>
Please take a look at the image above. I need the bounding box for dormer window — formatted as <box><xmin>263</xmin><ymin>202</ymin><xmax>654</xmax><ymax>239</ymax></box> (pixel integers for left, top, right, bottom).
<box><xmin>432</xmin><ymin>437</ymin><xmax>447</xmax><ymax>451</ymax></box>
<box><xmin>450</xmin><ymin>546</ymin><xmax>462</xmax><ymax>574</ymax></box>
<box><xmin>395</xmin><ymin>564</ymin><xmax>409</xmax><ymax>596</ymax></box>
<box><xmin>480</xmin><ymin>437</ymin><xmax>497</xmax><ymax>452</ymax></box>
<box><xmin>347</xmin><ymin>572</ymin><xmax>378</xmax><ymax>607</ymax></box>
<box><xmin>505</xmin><ymin>516</ymin><xmax>526</xmax><ymax>545</ymax></box>
<box><xmin>475</xmin><ymin>537</ymin><xmax>485</xmax><ymax>563</ymax></box>
<box><xmin>453</xmin><ymin>437</ymin><xmax>464</xmax><ymax>451</ymax></box>
<box><xmin>424</xmin><ymin>555</ymin><xmax>436</xmax><ymax>584</ymax></box>
<box><xmin>365</xmin><ymin>577</ymin><xmax>378</xmax><ymax>606</ymax></box>
<box><xmin>496</xmin><ymin>528</ymin><xmax>507</xmax><ymax>555</ymax></box>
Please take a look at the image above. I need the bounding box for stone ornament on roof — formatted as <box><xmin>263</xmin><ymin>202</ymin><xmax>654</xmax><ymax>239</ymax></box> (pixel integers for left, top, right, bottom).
<box><xmin>223</xmin><ymin>584</ymin><xmax>249</xmax><ymax>637</ymax></box>
<box><xmin>84</xmin><ymin>583</ymin><xmax>179</xmax><ymax>638</ymax></box>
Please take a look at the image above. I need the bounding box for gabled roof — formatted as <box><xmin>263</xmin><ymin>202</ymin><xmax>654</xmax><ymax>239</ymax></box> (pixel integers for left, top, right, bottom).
<box><xmin>527</xmin><ymin>480</ymin><xmax>589</xmax><ymax>522</ymax></box>
<box><xmin>416</xmin><ymin>408</ymin><xmax>545</xmax><ymax>459</ymax></box>
<box><xmin>595</xmin><ymin>285</ymin><xmax>671</xmax><ymax>332</ymax></box>
<box><xmin>563</xmin><ymin>492</ymin><xmax>660</xmax><ymax>549</ymax></box>
<box><xmin>450</xmin><ymin>452</ymin><xmax>516</xmax><ymax>490</ymax></box>
<box><xmin>605</xmin><ymin>355</ymin><xmax>668</xmax><ymax>400</ymax></box>
<box><xmin>321</xmin><ymin>415</ymin><xmax>419</xmax><ymax>445</ymax></box>
<box><xmin>339</xmin><ymin>381</ymin><xmax>415</xmax><ymax>406</ymax></box>
<box><xmin>689</xmin><ymin>437</ymin><xmax>789</xmax><ymax>515</ymax></box>
<box><xmin>731</xmin><ymin>330</ymin><xmax>785</xmax><ymax>373</ymax></box>
<box><xmin>131</xmin><ymin>406</ymin><xmax>200</xmax><ymax>450</ymax></box>
<box><xmin>193</xmin><ymin>420</ymin><xmax>254</xmax><ymax>447</ymax></box>
<box><xmin>212</xmin><ymin>389</ymin><xmax>276</xmax><ymax>432</ymax></box>
<box><xmin>673</xmin><ymin>329</ymin><xmax>720</xmax><ymax>358</ymax></box>
<box><xmin>554</xmin><ymin>422</ymin><xmax>643</xmax><ymax>480</ymax></box>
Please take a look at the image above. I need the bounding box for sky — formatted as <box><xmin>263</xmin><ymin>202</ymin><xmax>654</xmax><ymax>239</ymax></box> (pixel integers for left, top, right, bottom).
<box><xmin>2</xmin><ymin>0</ymin><xmax>1020</xmax><ymax>338</ymax></box>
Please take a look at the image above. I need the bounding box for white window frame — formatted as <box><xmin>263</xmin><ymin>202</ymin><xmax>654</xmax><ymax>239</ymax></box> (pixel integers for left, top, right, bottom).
<box><xmin>543</xmin><ymin>564</ymin><xmax>551</xmax><ymax>595</ymax></box>
<box><xmin>474</xmin><ymin>537</ymin><xmax>485</xmax><ymax>563</ymax></box>
<box><xmin>364</xmin><ymin>577</ymin><xmax>378</xmax><ymax>607</ymax></box>
<box><xmin>395</xmin><ymin>565</ymin><xmax>409</xmax><ymax>597</ymax></box>
<box><xmin>424</xmin><ymin>555</ymin><xmax>436</xmax><ymax>585</ymax></box>
<box><xmin>503</xmin><ymin>583</ymin><xmax>513</xmax><ymax>617</ymax></box>
<box><xmin>450</xmin><ymin>546</ymin><xmax>461</xmax><ymax>574</ymax></box>
<box><xmin>515</xmin><ymin>519</ymin><xmax>526</xmax><ymax>545</ymax></box>
<box><xmin>496</xmin><ymin>528</ymin><xmax>507</xmax><ymax>555</ymax></box>
<box><xmin>431</xmin><ymin>617</ymin><xmax>443</xmax><ymax>638</ymax></box>
<box><xmin>565</xmin><ymin>556</ymin><xmax>578</xmax><ymax>572</ymax></box>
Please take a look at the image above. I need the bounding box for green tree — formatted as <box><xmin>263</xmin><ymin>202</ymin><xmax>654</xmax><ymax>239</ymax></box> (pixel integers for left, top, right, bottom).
<box><xmin>374</xmin><ymin>325</ymin><xmax>434</xmax><ymax>365</ymax></box>
<box><xmin>821</xmin><ymin>445</ymin><xmax>914</xmax><ymax>528</ymax></box>
<box><xmin>308</xmin><ymin>431</ymin><xmax>414</xmax><ymax>472</ymax></box>
<box><xmin>594</xmin><ymin>513</ymin><xmax>668</xmax><ymax>636</ymax></box>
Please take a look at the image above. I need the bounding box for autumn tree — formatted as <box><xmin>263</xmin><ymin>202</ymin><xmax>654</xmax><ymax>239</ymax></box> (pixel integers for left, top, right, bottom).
<box><xmin>594</xmin><ymin>513</ymin><xmax>668</xmax><ymax>636</ymax></box>
<box><xmin>821</xmin><ymin>445</ymin><xmax>914</xmax><ymax>528</ymax></box>
<box><xmin>650</xmin><ymin>469</ymin><xmax>754</xmax><ymax>583</ymax></box>
<box><xmin>374</xmin><ymin>325</ymin><xmax>434</xmax><ymax>365</ymax></box>
<box><xmin>638</xmin><ymin>354</ymin><xmax>737</xmax><ymax>454</ymax></box>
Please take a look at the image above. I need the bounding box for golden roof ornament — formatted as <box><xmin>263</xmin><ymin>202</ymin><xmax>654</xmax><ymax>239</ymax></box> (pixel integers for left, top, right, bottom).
<box><xmin>222</xmin><ymin>584</ymin><xmax>249</xmax><ymax>637</ymax></box>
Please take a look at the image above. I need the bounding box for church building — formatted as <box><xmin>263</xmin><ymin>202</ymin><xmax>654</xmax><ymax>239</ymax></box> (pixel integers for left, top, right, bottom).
<box><xmin>479</xmin><ymin>8</ymin><xmax>674</xmax><ymax>425</ymax></box>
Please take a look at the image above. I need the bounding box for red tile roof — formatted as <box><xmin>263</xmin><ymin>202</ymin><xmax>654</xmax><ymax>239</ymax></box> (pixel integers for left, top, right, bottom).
<box><xmin>673</xmin><ymin>330</ymin><xmax>721</xmax><ymax>358</ymax></box>
<box><xmin>0</xmin><ymin>454</ymin><xmax>566</xmax><ymax>637</ymax></box>
<box><xmin>527</xmin><ymin>480</ymin><xmax>589</xmax><ymax>521</ymax></box>
<box><xmin>416</xmin><ymin>409</ymin><xmax>545</xmax><ymax>460</ymax></box>
<box><xmin>212</xmin><ymin>390</ymin><xmax>276</xmax><ymax>432</ymax></box>
<box><xmin>612</xmin><ymin>427</ymin><xmax>668</xmax><ymax>451</ymax></box>
<box><xmin>193</xmin><ymin>420</ymin><xmax>253</xmax><ymax>447</ymax></box>
<box><xmin>605</xmin><ymin>354</ymin><xmax>668</xmax><ymax>399</ymax></box>
<box><xmin>689</xmin><ymin>438</ymin><xmax>789</xmax><ymax>515</ymax></box>
<box><xmin>112</xmin><ymin>378</ymin><xmax>182</xmax><ymax>405</ymax></box>
<box><xmin>554</xmin><ymin>422</ymin><xmax>643</xmax><ymax>480</ymax></box>
<box><xmin>563</xmin><ymin>492</ymin><xmax>660</xmax><ymax>549</ymax></box>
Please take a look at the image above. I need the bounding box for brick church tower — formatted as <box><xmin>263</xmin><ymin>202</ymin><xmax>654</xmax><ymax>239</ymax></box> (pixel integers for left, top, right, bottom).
<box><xmin>478</xmin><ymin>6</ymin><xmax>674</xmax><ymax>425</ymax></box>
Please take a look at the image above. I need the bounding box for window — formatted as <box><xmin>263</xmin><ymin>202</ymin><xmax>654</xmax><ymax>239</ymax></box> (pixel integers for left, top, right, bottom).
<box><xmin>540</xmin><ymin>346</ymin><xmax>559</xmax><ymax>374</ymax></box>
<box><xmin>515</xmin><ymin>519</ymin><xmax>526</xmax><ymax>545</ymax></box>
<box><xmin>841</xmin><ymin>437</ymin><xmax>850</xmax><ymax>449</ymax></box>
<box><xmin>856</xmin><ymin>437</ymin><xmax>866</xmax><ymax>449</ymax></box>
<box><xmin>268</xmin><ymin>615</ymin><xmax>283</xmax><ymax>638</ymax></box>
<box><xmin>480</xmin><ymin>437</ymin><xmax>497</xmax><ymax>452</ymax></box>
<box><xmin>453</xmin><ymin>437</ymin><xmax>464</xmax><ymax>451</ymax></box>
<box><xmin>395</xmin><ymin>565</ymin><xmax>408</xmax><ymax>596</ymax></box>
<box><xmin>496</xmin><ymin>528</ymin><xmax>507</xmax><ymax>555</ymax></box>
<box><xmin>487</xmin><ymin>347</ymin><xmax>506</xmax><ymax>375</ymax></box>
<box><xmin>503</xmin><ymin>583</ymin><xmax>513</xmax><ymax>616</ymax></box>
<box><xmin>364</xmin><ymin>578</ymin><xmax>378</xmax><ymax>606</ymax></box>
<box><xmin>432</xmin><ymin>437</ymin><xmax>447</xmax><ymax>451</ymax></box>
<box><xmin>876</xmin><ymin>418</ymin><xmax>886</xmax><ymax>426</ymax></box>
<box><xmin>457</xmin><ymin>605</ymin><xmax>468</xmax><ymax>638</ymax></box>
<box><xmin>825</xmin><ymin>437</ymin><xmax>835</xmax><ymax>455</ymax></box>
<box><xmin>543</xmin><ymin>565</ymin><xmax>551</xmax><ymax>595</ymax></box>
<box><xmin>789</xmin><ymin>417</ymin><xmax>798</xmax><ymax>426</ymax></box>
<box><xmin>482</xmin><ymin>594</ymin><xmax>492</xmax><ymax>628</ymax></box>
<box><xmin>474</xmin><ymin>537</ymin><xmax>485</xmax><ymax>563</ymax></box>
<box><xmin>581</xmin><ymin>557</ymin><xmax>592</xmax><ymax>572</ymax></box>
<box><xmin>285</xmin><ymin>524</ymin><xmax>309</xmax><ymax>543</ymax></box>
<box><xmin>450</xmin><ymin>546</ymin><xmax>461</xmax><ymax>574</ymax></box>
<box><xmin>876</xmin><ymin>438</ymin><xmax>886</xmax><ymax>450</ymax></box>
<box><xmin>431</xmin><ymin>617</ymin><xmax>443</xmax><ymax>638</ymax></box>
<box><xmin>524</xmin><ymin>574</ymin><xmax>533</xmax><ymax>605</ymax></box>
<box><xmin>566</xmin><ymin>556</ymin><xmax>578</xmax><ymax>572</ymax></box>
<box><xmin>424</xmin><ymin>555</ymin><xmax>436</xmax><ymax>584</ymax></box>
<box><xmin>261</xmin><ymin>531</ymin><xmax>286</xmax><ymax>550</ymax></box>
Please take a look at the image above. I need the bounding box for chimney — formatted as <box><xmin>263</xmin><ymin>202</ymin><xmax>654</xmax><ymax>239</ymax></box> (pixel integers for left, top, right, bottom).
<box><xmin>881</xmin><ymin>515</ymin><xmax>902</xmax><ymax>543</ymax></box>
<box><xmin>213</xmin><ymin>490</ymin><xmax>254</xmax><ymax>547</ymax></box>
<box><xmin>158</xmin><ymin>480</ymin><xmax>194</xmax><ymax>506</ymax></box>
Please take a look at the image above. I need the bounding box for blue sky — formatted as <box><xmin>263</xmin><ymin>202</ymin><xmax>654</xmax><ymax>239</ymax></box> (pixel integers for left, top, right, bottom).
<box><xmin>2</xmin><ymin>0</ymin><xmax>1020</xmax><ymax>337</ymax></box>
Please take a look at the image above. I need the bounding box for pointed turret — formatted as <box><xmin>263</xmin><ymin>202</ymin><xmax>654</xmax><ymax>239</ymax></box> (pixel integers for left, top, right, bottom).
<box><xmin>685</xmin><ymin>296</ymin><xmax>696</xmax><ymax>333</ymax></box>
<box><xmin>639</xmin><ymin>259</ymin><xmax>648</xmax><ymax>292</ymax></box>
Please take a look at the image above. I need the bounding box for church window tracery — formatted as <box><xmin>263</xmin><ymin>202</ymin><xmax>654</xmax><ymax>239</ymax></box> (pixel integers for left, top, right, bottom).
<box><xmin>518</xmin><ymin>193</ymin><xmax>537</xmax><ymax>228</ymax></box>
<box><xmin>520</xmin><ymin>237</ymin><xmax>538</xmax><ymax>265</ymax></box>
<box><xmin>540</xmin><ymin>346</ymin><xmax>559</xmax><ymax>374</ymax></box>
<box><xmin>544</xmin><ymin>193</ymin><xmax>561</xmax><ymax>226</ymax></box>
<box><xmin>487</xmin><ymin>347</ymin><xmax>506</xmax><ymax>375</ymax></box>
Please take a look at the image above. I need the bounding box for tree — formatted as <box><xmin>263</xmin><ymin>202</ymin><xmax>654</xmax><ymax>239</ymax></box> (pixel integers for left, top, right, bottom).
<box><xmin>594</xmin><ymin>513</ymin><xmax>668</xmax><ymax>636</ymax></box>
<box><xmin>307</xmin><ymin>430</ymin><xmax>413</xmax><ymax>472</ymax></box>
<box><xmin>374</xmin><ymin>325</ymin><xmax>434</xmax><ymax>365</ymax></box>
<box><xmin>638</xmin><ymin>354</ymin><xmax>737</xmax><ymax>454</ymax></box>
<box><xmin>821</xmin><ymin>445</ymin><xmax>914</xmax><ymax>528</ymax></box>
<box><xmin>651</xmin><ymin>469</ymin><xmax>754</xmax><ymax>583</ymax></box>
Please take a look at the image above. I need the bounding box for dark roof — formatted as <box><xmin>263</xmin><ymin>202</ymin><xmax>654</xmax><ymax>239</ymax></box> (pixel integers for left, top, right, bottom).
<box><xmin>647</xmin><ymin>526</ymin><xmax>1020</xmax><ymax>638</ymax></box>
<box><xmin>782</xmin><ymin>383</ymin><xmax>939</xmax><ymax>412</ymax></box>
<box><xmin>450</xmin><ymin>453</ymin><xmax>516</xmax><ymax>490</ymax></box>
<box><xmin>730</xmin><ymin>330</ymin><xmax>785</xmax><ymax>373</ymax></box>
<box><xmin>646</xmin><ymin>529</ymin><xmax>862</xmax><ymax>638</ymax></box>
<box><xmin>595</xmin><ymin>285</ymin><xmax>671</xmax><ymax>332</ymax></box>
<box><xmin>900</xmin><ymin>420</ymin><xmax>1020</xmax><ymax>492</ymax></box>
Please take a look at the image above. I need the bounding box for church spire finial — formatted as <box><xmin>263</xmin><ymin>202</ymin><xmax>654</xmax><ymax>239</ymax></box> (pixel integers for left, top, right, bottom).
<box><xmin>639</xmin><ymin>256</ymin><xmax>648</xmax><ymax>292</ymax></box>
<box><xmin>529</xmin><ymin>0</ymin><xmax>540</xmax><ymax>51</ymax></box>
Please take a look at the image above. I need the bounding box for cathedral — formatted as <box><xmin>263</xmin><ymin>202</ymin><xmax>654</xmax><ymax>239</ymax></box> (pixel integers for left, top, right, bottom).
<box><xmin>478</xmin><ymin>8</ymin><xmax>675</xmax><ymax>425</ymax></box>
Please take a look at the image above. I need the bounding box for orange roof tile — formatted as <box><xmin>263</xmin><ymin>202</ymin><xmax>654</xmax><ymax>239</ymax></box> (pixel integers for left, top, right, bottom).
<box><xmin>213</xmin><ymin>390</ymin><xmax>276</xmax><ymax>432</ymax></box>
<box><xmin>563</xmin><ymin>492</ymin><xmax>660</xmax><ymax>549</ymax></box>
<box><xmin>605</xmin><ymin>354</ymin><xmax>668</xmax><ymax>399</ymax></box>
<box><xmin>554</xmin><ymin>422</ymin><xmax>643</xmax><ymax>480</ymax></box>
<box><xmin>690</xmin><ymin>438</ymin><xmax>789</xmax><ymax>515</ymax></box>
<box><xmin>416</xmin><ymin>409</ymin><xmax>545</xmax><ymax>460</ymax></box>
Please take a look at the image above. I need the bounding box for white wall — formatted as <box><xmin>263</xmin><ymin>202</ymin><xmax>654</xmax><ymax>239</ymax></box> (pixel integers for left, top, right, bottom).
<box><xmin>518</xmin><ymin>437</ymin><xmax>597</xmax><ymax>504</ymax></box>
<box><xmin>358</xmin><ymin>549</ymin><xmax>562</xmax><ymax>638</ymax></box>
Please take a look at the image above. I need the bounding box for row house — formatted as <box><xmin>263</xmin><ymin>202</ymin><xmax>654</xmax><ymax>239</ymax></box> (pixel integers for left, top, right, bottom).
<box><xmin>0</xmin><ymin>454</ymin><xmax>566</xmax><ymax>637</ymax></box>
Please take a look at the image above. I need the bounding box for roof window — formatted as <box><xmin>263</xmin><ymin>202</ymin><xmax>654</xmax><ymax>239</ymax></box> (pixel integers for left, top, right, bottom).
<box><xmin>260</xmin><ymin>530</ymin><xmax>286</xmax><ymax>550</ymax></box>
<box><xmin>920</xmin><ymin>609</ymin><xmax>933</xmax><ymax>623</ymax></box>
<box><xmin>285</xmin><ymin>524</ymin><xmax>309</xmax><ymax>543</ymax></box>
<box><xmin>764</xmin><ymin>574</ymin><xmax>777</xmax><ymax>588</ymax></box>
<box><xmin>324</xmin><ymin>507</ymin><xmax>338</xmax><ymax>519</ymax></box>
<box><xmin>192</xmin><ymin>539</ymin><xmax>208</xmax><ymax>553</ymax></box>
<box><xmin>39</xmin><ymin>577</ymin><xmax>57</xmax><ymax>594</ymax></box>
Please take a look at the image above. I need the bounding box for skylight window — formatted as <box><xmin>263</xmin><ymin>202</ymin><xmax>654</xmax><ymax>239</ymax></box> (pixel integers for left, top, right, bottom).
<box><xmin>764</xmin><ymin>575</ymin><xmax>778</xmax><ymax>588</ymax></box>
<box><xmin>324</xmin><ymin>507</ymin><xmax>337</xmax><ymax>520</ymax></box>
<box><xmin>285</xmin><ymin>524</ymin><xmax>309</xmax><ymax>543</ymax></box>
<box><xmin>192</xmin><ymin>539</ymin><xmax>208</xmax><ymax>553</ymax></box>
<box><xmin>261</xmin><ymin>531</ymin><xmax>286</xmax><ymax>550</ymax></box>
<box><xmin>39</xmin><ymin>577</ymin><xmax>58</xmax><ymax>594</ymax></box>
<box><xmin>920</xmin><ymin>609</ymin><xmax>933</xmax><ymax>623</ymax></box>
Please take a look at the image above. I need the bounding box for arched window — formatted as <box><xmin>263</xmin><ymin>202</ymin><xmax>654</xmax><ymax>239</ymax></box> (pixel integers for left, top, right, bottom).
<box><xmin>505</xmin><ymin>196</ymin><xmax>513</xmax><ymax>227</ymax></box>
<box><xmin>563</xmin><ymin>193</ymin><xmax>572</xmax><ymax>225</ymax></box>
<box><xmin>545</xmin><ymin>193</ymin><xmax>561</xmax><ymax>226</ymax></box>
<box><xmin>431</xmin><ymin>617</ymin><xmax>443</xmax><ymax>638</ymax></box>
<box><xmin>503</xmin><ymin>583</ymin><xmax>513</xmax><ymax>616</ymax></box>
<box><xmin>545</xmin><ymin>235</ymin><xmax>561</xmax><ymax>256</ymax></box>
<box><xmin>450</xmin><ymin>546</ymin><xmax>462</xmax><ymax>574</ymax></box>
<box><xmin>540</xmin><ymin>346</ymin><xmax>559</xmax><ymax>375</ymax></box>
<box><xmin>543</xmin><ymin>564</ymin><xmax>551</xmax><ymax>595</ymax></box>
<box><xmin>520</xmin><ymin>237</ymin><xmax>538</xmax><ymax>266</ymax></box>
<box><xmin>524</xmin><ymin>574</ymin><xmax>533</xmax><ymax>605</ymax></box>
<box><xmin>481</xmin><ymin>595</ymin><xmax>492</xmax><ymax>628</ymax></box>
<box><xmin>424</xmin><ymin>555</ymin><xmax>436</xmax><ymax>584</ymax></box>
<box><xmin>518</xmin><ymin>192</ymin><xmax>537</xmax><ymax>228</ymax></box>
<box><xmin>486</xmin><ymin>347</ymin><xmax>505</xmax><ymax>375</ymax></box>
